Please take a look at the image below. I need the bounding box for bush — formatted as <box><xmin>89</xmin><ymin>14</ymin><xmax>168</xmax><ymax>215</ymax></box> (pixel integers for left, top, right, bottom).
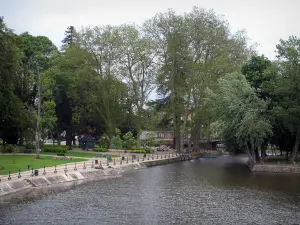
<box><xmin>130</xmin><ymin>149</ymin><xmax>146</xmax><ymax>154</ymax></box>
<box><xmin>43</xmin><ymin>145</ymin><xmax>68</xmax><ymax>153</ymax></box>
<box><xmin>112</xmin><ymin>135</ymin><xmax>123</xmax><ymax>149</ymax></box>
<box><xmin>131</xmin><ymin>148</ymin><xmax>151</xmax><ymax>153</ymax></box>
<box><xmin>25</xmin><ymin>143</ymin><xmax>35</xmax><ymax>150</ymax></box>
<box><xmin>1</xmin><ymin>144</ymin><xmax>17</xmax><ymax>153</ymax></box>
<box><xmin>93</xmin><ymin>147</ymin><xmax>108</xmax><ymax>152</ymax></box>
<box><xmin>122</xmin><ymin>131</ymin><xmax>137</xmax><ymax>150</ymax></box>
<box><xmin>98</xmin><ymin>134</ymin><xmax>110</xmax><ymax>149</ymax></box>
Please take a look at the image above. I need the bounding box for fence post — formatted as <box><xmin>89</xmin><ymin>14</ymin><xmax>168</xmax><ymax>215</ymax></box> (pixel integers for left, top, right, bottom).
<box><xmin>18</xmin><ymin>169</ymin><xmax>21</xmax><ymax>178</ymax></box>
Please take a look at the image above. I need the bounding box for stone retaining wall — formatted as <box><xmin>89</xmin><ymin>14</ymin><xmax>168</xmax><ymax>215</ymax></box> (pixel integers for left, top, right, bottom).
<box><xmin>0</xmin><ymin>156</ymin><xmax>189</xmax><ymax>198</ymax></box>
<box><xmin>253</xmin><ymin>164</ymin><xmax>300</xmax><ymax>173</ymax></box>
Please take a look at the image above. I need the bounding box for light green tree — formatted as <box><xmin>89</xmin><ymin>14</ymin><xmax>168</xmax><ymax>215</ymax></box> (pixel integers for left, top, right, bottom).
<box><xmin>206</xmin><ymin>72</ymin><xmax>272</xmax><ymax>168</ymax></box>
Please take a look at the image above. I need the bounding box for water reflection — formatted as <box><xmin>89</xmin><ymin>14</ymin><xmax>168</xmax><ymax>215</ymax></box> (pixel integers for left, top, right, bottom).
<box><xmin>1</xmin><ymin>156</ymin><xmax>300</xmax><ymax>225</ymax></box>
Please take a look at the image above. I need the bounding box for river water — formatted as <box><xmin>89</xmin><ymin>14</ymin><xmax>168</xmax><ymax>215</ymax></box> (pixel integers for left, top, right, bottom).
<box><xmin>1</xmin><ymin>156</ymin><xmax>300</xmax><ymax>225</ymax></box>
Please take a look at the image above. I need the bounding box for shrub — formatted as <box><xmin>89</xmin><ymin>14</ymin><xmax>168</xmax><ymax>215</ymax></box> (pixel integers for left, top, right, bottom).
<box><xmin>43</xmin><ymin>145</ymin><xmax>68</xmax><ymax>153</ymax></box>
<box><xmin>25</xmin><ymin>143</ymin><xmax>35</xmax><ymax>150</ymax></box>
<box><xmin>122</xmin><ymin>131</ymin><xmax>137</xmax><ymax>150</ymax></box>
<box><xmin>131</xmin><ymin>148</ymin><xmax>151</xmax><ymax>153</ymax></box>
<box><xmin>98</xmin><ymin>134</ymin><xmax>110</xmax><ymax>149</ymax></box>
<box><xmin>130</xmin><ymin>149</ymin><xmax>146</xmax><ymax>154</ymax></box>
<box><xmin>1</xmin><ymin>144</ymin><xmax>17</xmax><ymax>153</ymax></box>
<box><xmin>112</xmin><ymin>134</ymin><xmax>123</xmax><ymax>149</ymax></box>
<box><xmin>93</xmin><ymin>147</ymin><xmax>108</xmax><ymax>152</ymax></box>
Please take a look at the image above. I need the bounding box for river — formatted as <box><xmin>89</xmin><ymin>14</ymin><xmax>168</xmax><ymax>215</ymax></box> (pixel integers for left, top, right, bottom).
<box><xmin>1</xmin><ymin>156</ymin><xmax>300</xmax><ymax>225</ymax></box>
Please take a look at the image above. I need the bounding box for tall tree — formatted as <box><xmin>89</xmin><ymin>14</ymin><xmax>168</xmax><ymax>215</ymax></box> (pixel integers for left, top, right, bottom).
<box><xmin>274</xmin><ymin>36</ymin><xmax>300</xmax><ymax>162</ymax></box>
<box><xmin>206</xmin><ymin>72</ymin><xmax>272</xmax><ymax>168</ymax></box>
<box><xmin>118</xmin><ymin>24</ymin><xmax>157</xmax><ymax>137</ymax></box>
<box><xmin>0</xmin><ymin>17</ymin><xmax>22</xmax><ymax>144</ymax></box>
<box><xmin>62</xmin><ymin>26</ymin><xmax>75</xmax><ymax>47</ymax></box>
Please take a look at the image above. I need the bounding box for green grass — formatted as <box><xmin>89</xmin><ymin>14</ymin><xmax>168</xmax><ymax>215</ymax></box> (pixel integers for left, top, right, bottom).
<box><xmin>0</xmin><ymin>155</ymin><xmax>87</xmax><ymax>175</ymax></box>
<box><xmin>40</xmin><ymin>151</ymin><xmax>118</xmax><ymax>158</ymax></box>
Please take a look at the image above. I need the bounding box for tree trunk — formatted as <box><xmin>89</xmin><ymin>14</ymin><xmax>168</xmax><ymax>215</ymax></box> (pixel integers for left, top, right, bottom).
<box><xmin>56</xmin><ymin>127</ymin><xmax>61</xmax><ymax>145</ymax></box>
<box><xmin>261</xmin><ymin>146</ymin><xmax>266</xmax><ymax>162</ymax></box>
<box><xmin>254</xmin><ymin>148</ymin><xmax>260</xmax><ymax>162</ymax></box>
<box><xmin>108</xmin><ymin>138</ymin><xmax>112</xmax><ymax>149</ymax></box>
<box><xmin>291</xmin><ymin>130</ymin><xmax>300</xmax><ymax>163</ymax></box>
<box><xmin>72</xmin><ymin>134</ymin><xmax>76</xmax><ymax>146</ymax></box>
<box><xmin>181</xmin><ymin>91</ymin><xmax>191</xmax><ymax>153</ymax></box>
<box><xmin>66</xmin><ymin>126</ymin><xmax>72</xmax><ymax>147</ymax></box>
<box><xmin>35</xmin><ymin>67</ymin><xmax>41</xmax><ymax>159</ymax></box>
<box><xmin>246</xmin><ymin>142</ymin><xmax>256</xmax><ymax>170</ymax></box>
<box><xmin>190</xmin><ymin>119</ymin><xmax>202</xmax><ymax>152</ymax></box>
<box><xmin>174</xmin><ymin>115</ymin><xmax>181</xmax><ymax>153</ymax></box>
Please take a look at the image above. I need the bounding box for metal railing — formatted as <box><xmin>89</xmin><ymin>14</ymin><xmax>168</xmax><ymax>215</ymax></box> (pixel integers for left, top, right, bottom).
<box><xmin>0</xmin><ymin>152</ymin><xmax>181</xmax><ymax>182</ymax></box>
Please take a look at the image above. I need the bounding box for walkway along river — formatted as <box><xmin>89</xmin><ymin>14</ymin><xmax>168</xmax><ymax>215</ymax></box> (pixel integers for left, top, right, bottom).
<box><xmin>1</xmin><ymin>156</ymin><xmax>300</xmax><ymax>225</ymax></box>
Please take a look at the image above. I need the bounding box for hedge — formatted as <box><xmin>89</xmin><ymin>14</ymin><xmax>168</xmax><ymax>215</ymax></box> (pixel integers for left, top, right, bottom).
<box><xmin>93</xmin><ymin>147</ymin><xmax>108</xmax><ymax>152</ymax></box>
<box><xmin>0</xmin><ymin>144</ymin><xmax>17</xmax><ymax>153</ymax></box>
<box><xmin>43</xmin><ymin>145</ymin><xmax>68</xmax><ymax>153</ymax></box>
<box><xmin>130</xmin><ymin>150</ymin><xmax>146</xmax><ymax>154</ymax></box>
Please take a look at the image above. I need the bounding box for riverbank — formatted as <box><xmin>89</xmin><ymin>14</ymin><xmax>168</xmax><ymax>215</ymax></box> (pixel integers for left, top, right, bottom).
<box><xmin>0</xmin><ymin>154</ymin><xmax>193</xmax><ymax>198</ymax></box>
<box><xmin>253</xmin><ymin>164</ymin><xmax>300</xmax><ymax>173</ymax></box>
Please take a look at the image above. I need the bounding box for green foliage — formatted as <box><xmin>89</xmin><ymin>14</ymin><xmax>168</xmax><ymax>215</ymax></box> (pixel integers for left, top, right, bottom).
<box><xmin>111</xmin><ymin>134</ymin><xmax>123</xmax><ymax>149</ymax></box>
<box><xmin>206</xmin><ymin>72</ymin><xmax>272</xmax><ymax>164</ymax></box>
<box><xmin>43</xmin><ymin>145</ymin><xmax>68</xmax><ymax>153</ymax></box>
<box><xmin>122</xmin><ymin>131</ymin><xmax>137</xmax><ymax>150</ymax></box>
<box><xmin>98</xmin><ymin>134</ymin><xmax>110</xmax><ymax>149</ymax></box>
<box><xmin>25</xmin><ymin>143</ymin><xmax>35</xmax><ymax>150</ymax></box>
<box><xmin>130</xmin><ymin>149</ymin><xmax>146</xmax><ymax>154</ymax></box>
<box><xmin>130</xmin><ymin>148</ymin><xmax>151</xmax><ymax>154</ymax></box>
<box><xmin>93</xmin><ymin>147</ymin><xmax>108</xmax><ymax>152</ymax></box>
<box><xmin>1</xmin><ymin>144</ymin><xmax>17</xmax><ymax>153</ymax></box>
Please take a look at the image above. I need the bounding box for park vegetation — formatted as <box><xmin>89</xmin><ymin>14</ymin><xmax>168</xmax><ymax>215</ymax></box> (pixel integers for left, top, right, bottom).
<box><xmin>1</xmin><ymin>7</ymin><xmax>300</xmax><ymax>167</ymax></box>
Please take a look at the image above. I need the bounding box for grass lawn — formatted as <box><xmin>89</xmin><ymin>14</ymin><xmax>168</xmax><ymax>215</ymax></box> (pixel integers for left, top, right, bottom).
<box><xmin>0</xmin><ymin>155</ymin><xmax>87</xmax><ymax>175</ymax></box>
<box><xmin>40</xmin><ymin>151</ymin><xmax>119</xmax><ymax>158</ymax></box>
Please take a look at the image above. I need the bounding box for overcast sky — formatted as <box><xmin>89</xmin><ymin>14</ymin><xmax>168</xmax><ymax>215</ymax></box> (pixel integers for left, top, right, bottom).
<box><xmin>1</xmin><ymin>0</ymin><xmax>299</xmax><ymax>60</ymax></box>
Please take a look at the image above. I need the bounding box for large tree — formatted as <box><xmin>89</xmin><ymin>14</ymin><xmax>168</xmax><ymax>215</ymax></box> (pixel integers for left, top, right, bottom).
<box><xmin>206</xmin><ymin>72</ymin><xmax>272</xmax><ymax>168</ymax></box>
<box><xmin>0</xmin><ymin>17</ymin><xmax>23</xmax><ymax>144</ymax></box>
<box><xmin>273</xmin><ymin>36</ymin><xmax>300</xmax><ymax>162</ymax></box>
